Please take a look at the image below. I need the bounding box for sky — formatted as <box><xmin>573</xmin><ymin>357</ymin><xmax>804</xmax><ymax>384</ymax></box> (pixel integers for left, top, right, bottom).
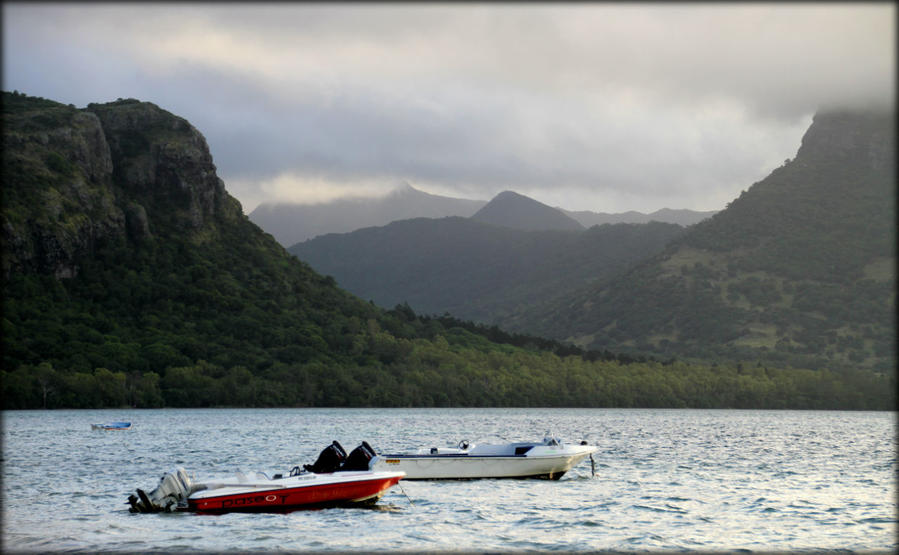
<box><xmin>2</xmin><ymin>3</ymin><xmax>895</xmax><ymax>214</ymax></box>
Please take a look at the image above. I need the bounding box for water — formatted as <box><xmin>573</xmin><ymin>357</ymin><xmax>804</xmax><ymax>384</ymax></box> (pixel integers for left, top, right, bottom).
<box><xmin>2</xmin><ymin>408</ymin><xmax>896</xmax><ymax>552</ymax></box>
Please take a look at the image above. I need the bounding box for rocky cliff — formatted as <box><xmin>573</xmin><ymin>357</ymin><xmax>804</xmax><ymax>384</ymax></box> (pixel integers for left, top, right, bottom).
<box><xmin>2</xmin><ymin>93</ymin><xmax>242</xmax><ymax>279</ymax></box>
<box><xmin>794</xmin><ymin>110</ymin><xmax>894</xmax><ymax>170</ymax></box>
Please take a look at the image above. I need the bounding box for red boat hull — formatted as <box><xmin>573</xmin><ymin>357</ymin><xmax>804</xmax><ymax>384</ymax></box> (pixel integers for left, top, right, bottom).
<box><xmin>187</xmin><ymin>474</ymin><xmax>403</xmax><ymax>514</ymax></box>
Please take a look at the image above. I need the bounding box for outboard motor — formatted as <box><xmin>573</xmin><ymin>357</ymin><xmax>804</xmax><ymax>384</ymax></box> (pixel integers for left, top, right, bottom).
<box><xmin>340</xmin><ymin>441</ymin><xmax>377</xmax><ymax>471</ymax></box>
<box><xmin>128</xmin><ymin>467</ymin><xmax>194</xmax><ymax>513</ymax></box>
<box><xmin>303</xmin><ymin>441</ymin><xmax>347</xmax><ymax>474</ymax></box>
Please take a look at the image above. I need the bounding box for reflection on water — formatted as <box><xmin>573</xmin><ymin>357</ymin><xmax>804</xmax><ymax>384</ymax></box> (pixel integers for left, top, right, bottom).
<box><xmin>2</xmin><ymin>408</ymin><xmax>896</xmax><ymax>551</ymax></box>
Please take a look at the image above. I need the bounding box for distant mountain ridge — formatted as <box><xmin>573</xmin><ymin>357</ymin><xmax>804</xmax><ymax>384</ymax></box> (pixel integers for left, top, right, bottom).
<box><xmin>249</xmin><ymin>183</ymin><xmax>486</xmax><ymax>246</ymax></box>
<box><xmin>250</xmin><ymin>184</ymin><xmax>716</xmax><ymax>246</ymax></box>
<box><xmin>564</xmin><ymin>207</ymin><xmax>717</xmax><ymax>227</ymax></box>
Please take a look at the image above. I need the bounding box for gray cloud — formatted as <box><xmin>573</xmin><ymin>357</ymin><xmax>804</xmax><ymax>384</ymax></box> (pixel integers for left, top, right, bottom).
<box><xmin>2</xmin><ymin>3</ymin><xmax>894</xmax><ymax>213</ymax></box>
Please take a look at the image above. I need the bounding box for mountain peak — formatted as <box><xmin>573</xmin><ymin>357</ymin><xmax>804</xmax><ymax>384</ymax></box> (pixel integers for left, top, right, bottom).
<box><xmin>494</xmin><ymin>190</ymin><xmax>527</xmax><ymax>200</ymax></box>
<box><xmin>471</xmin><ymin>191</ymin><xmax>584</xmax><ymax>232</ymax></box>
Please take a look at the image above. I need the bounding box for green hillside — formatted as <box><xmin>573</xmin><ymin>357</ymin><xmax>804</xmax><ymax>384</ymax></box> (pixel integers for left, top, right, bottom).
<box><xmin>2</xmin><ymin>92</ymin><xmax>892</xmax><ymax>410</ymax></box>
<box><xmin>529</xmin><ymin>110</ymin><xmax>896</xmax><ymax>373</ymax></box>
<box><xmin>290</xmin><ymin>217</ymin><xmax>683</xmax><ymax>325</ymax></box>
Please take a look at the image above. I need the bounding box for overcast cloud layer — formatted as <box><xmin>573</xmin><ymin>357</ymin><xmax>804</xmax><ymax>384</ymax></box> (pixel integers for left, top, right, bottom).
<box><xmin>3</xmin><ymin>3</ymin><xmax>894</xmax><ymax>213</ymax></box>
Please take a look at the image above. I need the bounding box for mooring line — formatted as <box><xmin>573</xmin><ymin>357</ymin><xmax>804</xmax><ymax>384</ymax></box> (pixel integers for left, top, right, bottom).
<box><xmin>398</xmin><ymin>481</ymin><xmax>414</xmax><ymax>506</ymax></box>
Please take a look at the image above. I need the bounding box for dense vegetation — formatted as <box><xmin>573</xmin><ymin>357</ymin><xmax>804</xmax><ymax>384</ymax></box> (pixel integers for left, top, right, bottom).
<box><xmin>5</xmin><ymin>221</ymin><xmax>889</xmax><ymax>410</ymax></box>
<box><xmin>3</xmin><ymin>268</ymin><xmax>893</xmax><ymax>410</ymax></box>
<box><xmin>2</xmin><ymin>92</ymin><xmax>894</xmax><ymax>410</ymax></box>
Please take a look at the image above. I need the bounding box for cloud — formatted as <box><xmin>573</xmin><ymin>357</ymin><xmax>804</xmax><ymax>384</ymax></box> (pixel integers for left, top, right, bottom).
<box><xmin>2</xmin><ymin>3</ymin><xmax>894</xmax><ymax>213</ymax></box>
<box><xmin>230</xmin><ymin>172</ymin><xmax>401</xmax><ymax>211</ymax></box>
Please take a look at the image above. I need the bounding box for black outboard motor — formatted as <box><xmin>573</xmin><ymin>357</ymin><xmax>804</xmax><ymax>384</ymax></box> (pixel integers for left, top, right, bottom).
<box><xmin>304</xmin><ymin>441</ymin><xmax>347</xmax><ymax>473</ymax></box>
<box><xmin>340</xmin><ymin>441</ymin><xmax>377</xmax><ymax>471</ymax></box>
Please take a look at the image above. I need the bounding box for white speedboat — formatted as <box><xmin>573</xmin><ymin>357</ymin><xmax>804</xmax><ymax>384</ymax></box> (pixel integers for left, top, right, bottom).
<box><xmin>372</xmin><ymin>433</ymin><xmax>597</xmax><ymax>480</ymax></box>
<box><xmin>128</xmin><ymin>441</ymin><xmax>404</xmax><ymax>514</ymax></box>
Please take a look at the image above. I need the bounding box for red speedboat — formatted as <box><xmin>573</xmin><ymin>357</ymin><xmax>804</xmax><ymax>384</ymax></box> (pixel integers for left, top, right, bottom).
<box><xmin>128</xmin><ymin>441</ymin><xmax>405</xmax><ymax>514</ymax></box>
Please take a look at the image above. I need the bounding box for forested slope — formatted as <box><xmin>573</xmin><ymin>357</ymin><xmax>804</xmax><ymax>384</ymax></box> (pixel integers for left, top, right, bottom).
<box><xmin>528</xmin><ymin>110</ymin><xmax>896</xmax><ymax>373</ymax></box>
<box><xmin>290</xmin><ymin>217</ymin><xmax>683</xmax><ymax>325</ymax></box>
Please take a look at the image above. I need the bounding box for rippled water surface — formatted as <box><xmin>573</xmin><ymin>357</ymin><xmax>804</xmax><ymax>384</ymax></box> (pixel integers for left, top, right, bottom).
<box><xmin>2</xmin><ymin>408</ymin><xmax>896</xmax><ymax>552</ymax></box>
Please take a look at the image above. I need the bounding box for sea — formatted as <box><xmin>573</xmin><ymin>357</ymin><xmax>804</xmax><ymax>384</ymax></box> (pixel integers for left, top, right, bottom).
<box><xmin>2</xmin><ymin>408</ymin><xmax>896</xmax><ymax>552</ymax></box>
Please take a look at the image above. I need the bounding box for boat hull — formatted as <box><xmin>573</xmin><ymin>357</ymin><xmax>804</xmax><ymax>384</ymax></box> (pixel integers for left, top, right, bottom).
<box><xmin>91</xmin><ymin>422</ymin><xmax>131</xmax><ymax>430</ymax></box>
<box><xmin>373</xmin><ymin>448</ymin><xmax>596</xmax><ymax>480</ymax></box>
<box><xmin>186</xmin><ymin>471</ymin><xmax>405</xmax><ymax>514</ymax></box>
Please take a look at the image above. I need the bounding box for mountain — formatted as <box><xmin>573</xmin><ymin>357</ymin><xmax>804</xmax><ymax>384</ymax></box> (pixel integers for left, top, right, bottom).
<box><xmin>250</xmin><ymin>181</ymin><xmax>713</xmax><ymax>247</ymax></box>
<box><xmin>8</xmin><ymin>92</ymin><xmax>605</xmax><ymax>409</ymax></box>
<box><xmin>0</xmin><ymin>91</ymin><xmax>722</xmax><ymax>410</ymax></box>
<box><xmin>249</xmin><ymin>183</ymin><xmax>486</xmax><ymax>246</ymax></box>
<box><xmin>564</xmin><ymin>207</ymin><xmax>717</xmax><ymax>227</ymax></box>
<box><xmin>521</xmin><ymin>109</ymin><xmax>896</xmax><ymax>373</ymax></box>
<box><xmin>471</xmin><ymin>190</ymin><xmax>584</xmax><ymax>232</ymax></box>
<box><xmin>3</xmin><ymin>92</ymin><xmax>891</xmax><ymax>410</ymax></box>
<box><xmin>289</xmin><ymin>217</ymin><xmax>683</xmax><ymax>324</ymax></box>
<box><xmin>1</xmin><ymin>93</ymin><xmax>388</xmax><ymax>405</ymax></box>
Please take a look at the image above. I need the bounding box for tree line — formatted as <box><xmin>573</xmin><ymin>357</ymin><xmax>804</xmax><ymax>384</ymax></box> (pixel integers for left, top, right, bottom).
<box><xmin>3</xmin><ymin>325</ymin><xmax>893</xmax><ymax>410</ymax></box>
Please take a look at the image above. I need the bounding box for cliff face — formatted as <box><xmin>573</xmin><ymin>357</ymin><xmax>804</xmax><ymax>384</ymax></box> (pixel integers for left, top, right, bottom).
<box><xmin>2</xmin><ymin>93</ymin><xmax>242</xmax><ymax>279</ymax></box>
<box><xmin>2</xmin><ymin>96</ymin><xmax>120</xmax><ymax>279</ymax></box>
<box><xmin>794</xmin><ymin>110</ymin><xmax>894</xmax><ymax>171</ymax></box>
<box><xmin>87</xmin><ymin>99</ymin><xmax>238</xmax><ymax>234</ymax></box>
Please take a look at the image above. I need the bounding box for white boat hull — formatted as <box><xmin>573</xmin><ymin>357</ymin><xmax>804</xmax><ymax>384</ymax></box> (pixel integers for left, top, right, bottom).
<box><xmin>372</xmin><ymin>441</ymin><xmax>597</xmax><ymax>480</ymax></box>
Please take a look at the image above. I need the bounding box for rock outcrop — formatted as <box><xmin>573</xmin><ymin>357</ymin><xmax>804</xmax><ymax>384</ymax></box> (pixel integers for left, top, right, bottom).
<box><xmin>2</xmin><ymin>93</ymin><xmax>243</xmax><ymax>279</ymax></box>
<box><xmin>794</xmin><ymin>110</ymin><xmax>894</xmax><ymax>171</ymax></box>
<box><xmin>87</xmin><ymin>99</ymin><xmax>238</xmax><ymax>232</ymax></box>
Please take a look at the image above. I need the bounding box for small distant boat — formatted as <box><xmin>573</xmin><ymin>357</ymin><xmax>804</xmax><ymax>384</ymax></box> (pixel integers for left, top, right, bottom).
<box><xmin>372</xmin><ymin>433</ymin><xmax>597</xmax><ymax>480</ymax></box>
<box><xmin>128</xmin><ymin>441</ymin><xmax>405</xmax><ymax>514</ymax></box>
<box><xmin>91</xmin><ymin>421</ymin><xmax>131</xmax><ymax>430</ymax></box>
